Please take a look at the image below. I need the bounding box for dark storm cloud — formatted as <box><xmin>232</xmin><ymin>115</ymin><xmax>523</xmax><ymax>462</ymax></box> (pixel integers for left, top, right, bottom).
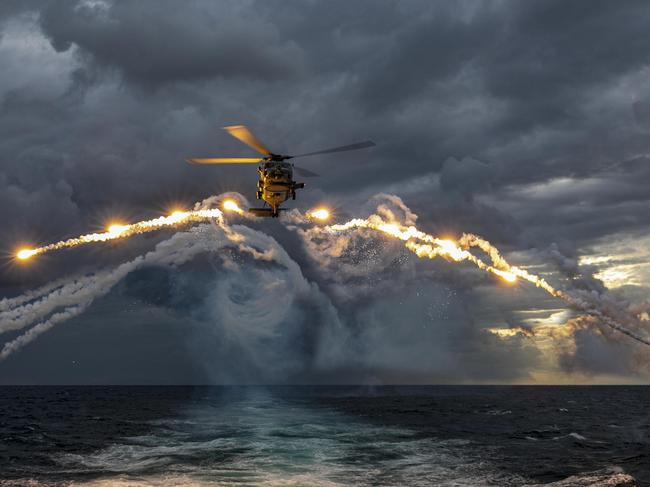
<box><xmin>38</xmin><ymin>0</ymin><xmax>304</xmax><ymax>85</ymax></box>
<box><xmin>1</xmin><ymin>0</ymin><xmax>650</xmax><ymax>383</ymax></box>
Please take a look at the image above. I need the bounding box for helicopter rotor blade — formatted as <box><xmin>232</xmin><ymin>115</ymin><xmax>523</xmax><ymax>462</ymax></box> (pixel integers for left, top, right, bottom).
<box><xmin>187</xmin><ymin>157</ymin><xmax>263</xmax><ymax>164</ymax></box>
<box><xmin>291</xmin><ymin>140</ymin><xmax>376</xmax><ymax>158</ymax></box>
<box><xmin>223</xmin><ymin>125</ymin><xmax>272</xmax><ymax>156</ymax></box>
<box><xmin>293</xmin><ymin>166</ymin><xmax>320</xmax><ymax>177</ymax></box>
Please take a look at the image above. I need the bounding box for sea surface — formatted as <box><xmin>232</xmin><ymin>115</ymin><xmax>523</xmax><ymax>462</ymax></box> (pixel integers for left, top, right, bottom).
<box><xmin>0</xmin><ymin>386</ymin><xmax>647</xmax><ymax>486</ymax></box>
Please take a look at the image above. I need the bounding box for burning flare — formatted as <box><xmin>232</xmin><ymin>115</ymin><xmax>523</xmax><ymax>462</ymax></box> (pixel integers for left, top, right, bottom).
<box><xmin>16</xmin><ymin>248</ymin><xmax>38</xmax><ymax>261</ymax></box>
<box><xmin>9</xmin><ymin>195</ymin><xmax>650</xmax><ymax>347</ymax></box>
<box><xmin>15</xmin><ymin>199</ymin><xmax>246</xmax><ymax>261</ymax></box>
<box><xmin>15</xmin><ymin>208</ymin><xmax>226</xmax><ymax>260</ymax></box>
<box><xmin>222</xmin><ymin>199</ymin><xmax>244</xmax><ymax>214</ymax></box>
<box><xmin>324</xmin><ymin>217</ymin><xmax>528</xmax><ymax>286</ymax></box>
<box><xmin>315</xmin><ymin>210</ymin><xmax>650</xmax><ymax>346</ymax></box>
<box><xmin>309</xmin><ymin>208</ymin><xmax>331</xmax><ymax>221</ymax></box>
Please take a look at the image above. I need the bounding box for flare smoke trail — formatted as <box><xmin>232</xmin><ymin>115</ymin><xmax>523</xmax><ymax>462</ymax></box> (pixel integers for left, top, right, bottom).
<box><xmin>2</xmin><ymin>193</ymin><xmax>649</xmax><ymax>360</ymax></box>
<box><xmin>295</xmin><ymin>198</ymin><xmax>650</xmax><ymax>347</ymax></box>
<box><xmin>1</xmin><ymin>225</ymin><xmax>221</xmax><ymax>359</ymax></box>
<box><xmin>320</xmin><ymin>221</ymin><xmax>650</xmax><ymax>346</ymax></box>
<box><xmin>14</xmin><ymin>205</ymin><xmax>243</xmax><ymax>260</ymax></box>
<box><xmin>0</xmin><ymin>216</ymin><xmax>308</xmax><ymax>359</ymax></box>
<box><xmin>0</xmin><ymin>196</ymin><xmax>336</xmax><ymax>362</ymax></box>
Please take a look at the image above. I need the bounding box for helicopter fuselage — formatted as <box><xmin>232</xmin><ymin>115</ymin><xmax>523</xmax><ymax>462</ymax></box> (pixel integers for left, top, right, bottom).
<box><xmin>254</xmin><ymin>161</ymin><xmax>304</xmax><ymax>217</ymax></box>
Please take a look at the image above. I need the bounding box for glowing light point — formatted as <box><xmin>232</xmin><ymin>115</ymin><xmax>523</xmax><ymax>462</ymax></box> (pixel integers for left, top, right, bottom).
<box><xmin>167</xmin><ymin>211</ymin><xmax>188</xmax><ymax>223</ymax></box>
<box><xmin>496</xmin><ymin>270</ymin><xmax>518</xmax><ymax>283</ymax></box>
<box><xmin>309</xmin><ymin>208</ymin><xmax>331</xmax><ymax>221</ymax></box>
<box><xmin>436</xmin><ymin>239</ymin><xmax>466</xmax><ymax>261</ymax></box>
<box><xmin>222</xmin><ymin>199</ymin><xmax>241</xmax><ymax>213</ymax></box>
<box><xmin>107</xmin><ymin>224</ymin><xmax>129</xmax><ymax>235</ymax></box>
<box><xmin>17</xmin><ymin>248</ymin><xmax>37</xmax><ymax>260</ymax></box>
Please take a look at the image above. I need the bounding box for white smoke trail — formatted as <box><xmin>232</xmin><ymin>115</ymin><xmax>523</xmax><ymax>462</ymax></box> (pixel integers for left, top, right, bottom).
<box><xmin>0</xmin><ymin>194</ymin><xmax>242</xmax><ymax>336</ymax></box>
<box><xmin>289</xmin><ymin>195</ymin><xmax>650</xmax><ymax>347</ymax></box>
<box><xmin>3</xmin><ymin>192</ymin><xmax>648</xmax><ymax>363</ymax></box>
<box><xmin>0</xmin><ymin>203</ymin><xmax>341</xmax><ymax>363</ymax></box>
<box><xmin>0</xmin><ymin>276</ymin><xmax>94</xmax><ymax>334</ymax></box>
<box><xmin>0</xmin><ymin>306</ymin><xmax>87</xmax><ymax>360</ymax></box>
<box><xmin>0</xmin><ymin>223</ymin><xmax>222</xmax><ymax>336</ymax></box>
<box><xmin>0</xmin><ymin>277</ymin><xmax>72</xmax><ymax>312</ymax></box>
<box><xmin>0</xmin><ymin>224</ymin><xmax>220</xmax><ymax>359</ymax></box>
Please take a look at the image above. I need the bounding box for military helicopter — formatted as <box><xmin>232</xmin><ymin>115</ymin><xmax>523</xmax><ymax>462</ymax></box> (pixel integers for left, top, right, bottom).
<box><xmin>188</xmin><ymin>125</ymin><xmax>375</xmax><ymax>217</ymax></box>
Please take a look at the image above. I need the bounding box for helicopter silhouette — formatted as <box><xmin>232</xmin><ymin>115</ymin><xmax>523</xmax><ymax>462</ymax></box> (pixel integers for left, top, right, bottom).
<box><xmin>188</xmin><ymin>125</ymin><xmax>375</xmax><ymax>217</ymax></box>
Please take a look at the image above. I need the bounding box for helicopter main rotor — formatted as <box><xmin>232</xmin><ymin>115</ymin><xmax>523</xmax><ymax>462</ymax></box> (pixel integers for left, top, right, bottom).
<box><xmin>188</xmin><ymin>124</ymin><xmax>375</xmax><ymax>177</ymax></box>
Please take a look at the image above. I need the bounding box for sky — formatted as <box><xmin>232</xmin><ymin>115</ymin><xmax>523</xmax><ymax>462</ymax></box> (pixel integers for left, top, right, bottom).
<box><xmin>1</xmin><ymin>0</ymin><xmax>649</xmax><ymax>384</ymax></box>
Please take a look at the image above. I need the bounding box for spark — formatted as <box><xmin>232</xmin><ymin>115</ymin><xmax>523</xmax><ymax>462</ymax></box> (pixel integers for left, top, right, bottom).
<box><xmin>326</xmin><ymin>217</ymin><xmax>527</xmax><ymax>285</ymax></box>
<box><xmin>308</xmin><ymin>208</ymin><xmax>331</xmax><ymax>221</ymax></box>
<box><xmin>320</xmin><ymin>213</ymin><xmax>650</xmax><ymax>345</ymax></box>
<box><xmin>6</xmin><ymin>193</ymin><xmax>650</xmax><ymax>350</ymax></box>
<box><xmin>14</xmin><ymin>208</ymin><xmax>225</xmax><ymax>260</ymax></box>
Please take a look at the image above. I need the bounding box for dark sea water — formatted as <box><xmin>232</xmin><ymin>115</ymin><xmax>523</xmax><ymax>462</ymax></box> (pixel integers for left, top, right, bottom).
<box><xmin>0</xmin><ymin>386</ymin><xmax>647</xmax><ymax>486</ymax></box>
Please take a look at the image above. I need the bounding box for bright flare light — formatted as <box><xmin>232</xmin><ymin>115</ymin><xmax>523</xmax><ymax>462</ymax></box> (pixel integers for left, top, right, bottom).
<box><xmin>325</xmin><ymin>217</ymin><xmax>531</xmax><ymax>287</ymax></box>
<box><xmin>107</xmin><ymin>224</ymin><xmax>129</xmax><ymax>236</ymax></box>
<box><xmin>9</xmin><ymin>196</ymin><xmax>650</xmax><ymax>347</ymax></box>
<box><xmin>167</xmin><ymin>211</ymin><xmax>189</xmax><ymax>224</ymax></box>
<box><xmin>312</xmin><ymin>211</ymin><xmax>650</xmax><ymax>346</ymax></box>
<box><xmin>493</xmin><ymin>269</ymin><xmax>518</xmax><ymax>283</ymax></box>
<box><xmin>16</xmin><ymin>248</ymin><xmax>38</xmax><ymax>261</ymax></box>
<box><xmin>13</xmin><ymin>208</ymin><xmax>226</xmax><ymax>260</ymax></box>
<box><xmin>222</xmin><ymin>199</ymin><xmax>243</xmax><ymax>214</ymax></box>
<box><xmin>309</xmin><ymin>208</ymin><xmax>331</xmax><ymax>221</ymax></box>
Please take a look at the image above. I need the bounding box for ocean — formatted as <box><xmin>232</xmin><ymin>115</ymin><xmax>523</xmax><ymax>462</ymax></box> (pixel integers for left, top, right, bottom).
<box><xmin>0</xmin><ymin>386</ymin><xmax>647</xmax><ymax>486</ymax></box>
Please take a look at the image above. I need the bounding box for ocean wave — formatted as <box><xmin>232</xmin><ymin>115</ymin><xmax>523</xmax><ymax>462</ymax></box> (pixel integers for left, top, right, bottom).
<box><xmin>551</xmin><ymin>432</ymin><xmax>587</xmax><ymax>441</ymax></box>
<box><xmin>0</xmin><ymin>474</ymin><xmax>346</xmax><ymax>487</ymax></box>
<box><xmin>1</xmin><ymin>469</ymin><xmax>637</xmax><ymax>487</ymax></box>
<box><xmin>522</xmin><ymin>468</ymin><xmax>636</xmax><ymax>486</ymax></box>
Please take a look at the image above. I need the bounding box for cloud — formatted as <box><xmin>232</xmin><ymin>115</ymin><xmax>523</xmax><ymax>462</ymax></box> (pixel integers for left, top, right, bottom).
<box><xmin>0</xmin><ymin>194</ymin><xmax>556</xmax><ymax>383</ymax></box>
<box><xmin>2</xmin><ymin>1</ymin><xmax>650</xmax><ymax>382</ymax></box>
<box><xmin>558</xmin><ymin>316</ymin><xmax>649</xmax><ymax>378</ymax></box>
<box><xmin>38</xmin><ymin>0</ymin><xmax>306</xmax><ymax>85</ymax></box>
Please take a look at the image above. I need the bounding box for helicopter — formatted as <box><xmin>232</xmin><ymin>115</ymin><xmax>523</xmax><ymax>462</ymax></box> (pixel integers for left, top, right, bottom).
<box><xmin>188</xmin><ymin>125</ymin><xmax>375</xmax><ymax>217</ymax></box>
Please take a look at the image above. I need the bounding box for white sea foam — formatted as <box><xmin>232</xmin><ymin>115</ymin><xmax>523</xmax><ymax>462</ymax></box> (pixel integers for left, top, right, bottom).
<box><xmin>42</xmin><ymin>397</ymin><xmax>527</xmax><ymax>487</ymax></box>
